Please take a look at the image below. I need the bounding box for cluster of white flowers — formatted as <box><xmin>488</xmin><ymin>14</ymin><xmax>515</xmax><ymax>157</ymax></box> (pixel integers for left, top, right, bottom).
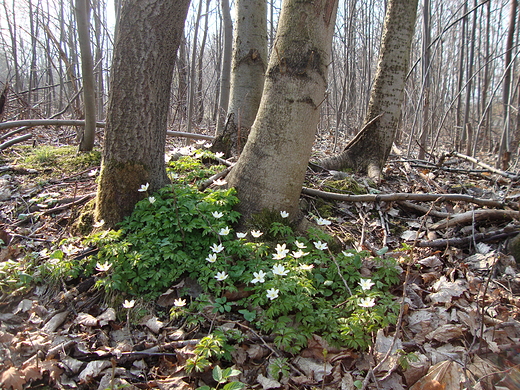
<box><xmin>272</xmin><ymin>264</ymin><xmax>288</xmax><ymax>276</ymax></box>
<box><xmin>358</xmin><ymin>278</ymin><xmax>376</xmax><ymax>308</ymax></box>
<box><xmin>272</xmin><ymin>243</ymin><xmax>289</xmax><ymax>260</ymax></box>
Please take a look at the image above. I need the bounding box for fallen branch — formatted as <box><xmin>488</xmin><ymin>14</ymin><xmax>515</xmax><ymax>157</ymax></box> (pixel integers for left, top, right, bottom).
<box><xmin>198</xmin><ymin>165</ymin><xmax>234</xmax><ymax>191</ymax></box>
<box><xmin>301</xmin><ymin>187</ymin><xmax>505</xmax><ymax>208</ymax></box>
<box><xmin>42</xmin><ymin>193</ymin><xmax>95</xmax><ymax>215</ymax></box>
<box><xmin>0</xmin><ymin>119</ymin><xmax>106</xmax><ymax>131</ymax></box>
<box><xmin>415</xmin><ymin>229</ymin><xmax>518</xmax><ymax>248</ymax></box>
<box><xmin>0</xmin><ymin>134</ymin><xmax>32</xmax><ymax>150</ymax></box>
<box><xmin>397</xmin><ymin>200</ymin><xmax>450</xmax><ymax>218</ymax></box>
<box><xmin>429</xmin><ymin>209</ymin><xmax>520</xmax><ymax>230</ymax></box>
<box><xmin>0</xmin><ymin>119</ymin><xmax>215</xmax><ymax>141</ymax></box>
<box><xmin>448</xmin><ymin>151</ymin><xmax>519</xmax><ymax>181</ymax></box>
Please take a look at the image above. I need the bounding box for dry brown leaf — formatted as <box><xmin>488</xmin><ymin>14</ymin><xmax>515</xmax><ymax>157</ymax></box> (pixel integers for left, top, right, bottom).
<box><xmin>97</xmin><ymin>308</ymin><xmax>116</xmax><ymax>326</ymax></box>
<box><xmin>21</xmin><ymin>363</ymin><xmax>43</xmax><ymax>382</ymax></box>
<box><xmin>0</xmin><ymin>366</ymin><xmax>26</xmax><ymax>390</ymax></box>
<box><xmin>0</xmin><ymin>330</ymin><xmax>14</xmax><ymax>343</ymax></box>
<box><xmin>410</xmin><ymin>360</ymin><xmax>463</xmax><ymax>390</ymax></box>
<box><xmin>425</xmin><ymin>324</ymin><xmax>465</xmax><ymax>343</ymax></box>
<box><xmin>301</xmin><ymin>334</ymin><xmax>339</xmax><ymax>360</ymax></box>
<box><xmin>42</xmin><ymin>311</ymin><xmax>68</xmax><ymax>333</ymax></box>
<box><xmin>428</xmin><ymin>276</ymin><xmax>467</xmax><ymax>304</ymax></box>
<box><xmin>39</xmin><ymin>359</ymin><xmax>64</xmax><ymax>382</ymax></box>
<box><xmin>76</xmin><ymin>312</ymin><xmax>98</xmax><ymax>327</ymax></box>
<box><xmin>143</xmin><ymin>316</ymin><xmax>164</xmax><ymax>334</ymax></box>
<box><xmin>293</xmin><ymin>356</ymin><xmax>332</xmax><ymax>382</ymax></box>
<box><xmin>245</xmin><ymin>344</ymin><xmax>269</xmax><ymax>360</ymax></box>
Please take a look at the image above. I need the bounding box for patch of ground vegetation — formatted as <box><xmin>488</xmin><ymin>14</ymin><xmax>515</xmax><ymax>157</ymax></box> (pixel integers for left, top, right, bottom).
<box><xmin>1</xmin><ymin>142</ymin><xmax>520</xmax><ymax>390</ymax></box>
<box><xmin>15</xmin><ymin>145</ymin><xmax>101</xmax><ymax>176</ymax></box>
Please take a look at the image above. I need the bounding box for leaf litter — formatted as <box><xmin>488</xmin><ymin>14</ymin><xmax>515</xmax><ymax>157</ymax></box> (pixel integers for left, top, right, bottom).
<box><xmin>0</xmin><ymin>135</ymin><xmax>519</xmax><ymax>389</ymax></box>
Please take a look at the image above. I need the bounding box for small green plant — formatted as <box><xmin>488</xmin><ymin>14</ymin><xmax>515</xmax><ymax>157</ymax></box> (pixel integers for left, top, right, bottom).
<box><xmin>396</xmin><ymin>350</ymin><xmax>419</xmax><ymax>370</ymax></box>
<box><xmin>185</xmin><ymin>329</ymin><xmax>239</xmax><ymax>374</ymax></box>
<box><xmin>186</xmin><ymin>333</ymin><xmax>227</xmax><ymax>374</ymax></box>
<box><xmin>213</xmin><ymin>297</ymin><xmax>232</xmax><ymax>313</ymax></box>
<box><xmin>197</xmin><ymin>366</ymin><xmax>246</xmax><ymax>390</ymax></box>
<box><xmin>268</xmin><ymin>357</ymin><xmax>290</xmax><ymax>381</ymax></box>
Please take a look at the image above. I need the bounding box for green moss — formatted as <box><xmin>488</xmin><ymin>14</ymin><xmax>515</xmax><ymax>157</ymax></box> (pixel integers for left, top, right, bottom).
<box><xmin>71</xmin><ymin>199</ymin><xmax>96</xmax><ymax>236</ymax></box>
<box><xmin>94</xmin><ymin>161</ymin><xmax>149</xmax><ymax>229</ymax></box>
<box><xmin>16</xmin><ymin>145</ymin><xmax>101</xmax><ymax>175</ymax></box>
<box><xmin>250</xmin><ymin>208</ymin><xmax>294</xmax><ymax>239</ymax></box>
<box><xmin>315</xmin><ymin>198</ymin><xmax>334</xmax><ymax>219</ymax></box>
<box><xmin>325</xmin><ymin>177</ymin><xmax>367</xmax><ymax>194</ymax></box>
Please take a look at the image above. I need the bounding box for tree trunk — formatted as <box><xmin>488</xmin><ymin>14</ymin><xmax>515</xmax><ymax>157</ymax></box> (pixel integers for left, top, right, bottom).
<box><xmin>95</xmin><ymin>0</ymin><xmax>190</xmax><ymax>228</ymax></box>
<box><xmin>462</xmin><ymin>0</ymin><xmax>477</xmax><ymax>156</ymax></box>
<box><xmin>212</xmin><ymin>0</ymin><xmax>267</xmax><ymax>157</ymax></box>
<box><xmin>317</xmin><ymin>0</ymin><xmax>418</xmax><ymax>181</ymax></box>
<box><xmin>498</xmin><ymin>0</ymin><xmax>517</xmax><ymax>168</ymax></box>
<box><xmin>75</xmin><ymin>0</ymin><xmax>96</xmax><ymax>151</ymax></box>
<box><xmin>227</xmin><ymin>0</ymin><xmax>338</xmax><ymax>222</ymax></box>
<box><xmin>186</xmin><ymin>0</ymin><xmax>203</xmax><ymax>134</ymax></box>
<box><xmin>196</xmin><ymin>0</ymin><xmax>211</xmax><ymax>125</ymax></box>
<box><xmin>215</xmin><ymin>0</ymin><xmax>233</xmax><ymax>134</ymax></box>
<box><xmin>417</xmin><ymin>0</ymin><xmax>431</xmax><ymax>160</ymax></box>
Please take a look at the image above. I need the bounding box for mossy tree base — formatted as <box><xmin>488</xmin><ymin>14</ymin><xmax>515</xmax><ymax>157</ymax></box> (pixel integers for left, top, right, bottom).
<box><xmin>94</xmin><ymin>161</ymin><xmax>152</xmax><ymax>229</ymax></box>
<box><xmin>72</xmin><ymin>199</ymin><xmax>96</xmax><ymax>236</ymax></box>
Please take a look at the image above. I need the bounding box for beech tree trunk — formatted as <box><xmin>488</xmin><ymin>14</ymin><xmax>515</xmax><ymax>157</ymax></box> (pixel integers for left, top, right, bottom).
<box><xmin>227</xmin><ymin>0</ymin><xmax>338</xmax><ymax>222</ymax></box>
<box><xmin>95</xmin><ymin>0</ymin><xmax>190</xmax><ymax>228</ymax></box>
<box><xmin>317</xmin><ymin>0</ymin><xmax>418</xmax><ymax>181</ymax></box>
<box><xmin>212</xmin><ymin>0</ymin><xmax>267</xmax><ymax>156</ymax></box>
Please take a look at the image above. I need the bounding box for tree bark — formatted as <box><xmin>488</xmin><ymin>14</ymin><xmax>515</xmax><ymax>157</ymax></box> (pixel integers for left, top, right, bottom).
<box><xmin>95</xmin><ymin>0</ymin><xmax>190</xmax><ymax>228</ymax></box>
<box><xmin>186</xmin><ymin>0</ymin><xmax>203</xmax><ymax>134</ymax></box>
<box><xmin>75</xmin><ymin>0</ymin><xmax>96</xmax><ymax>151</ymax></box>
<box><xmin>227</xmin><ymin>0</ymin><xmax>338</xmax><ymax>223</ymax></box>
<box><xmin>212</xmin><ymin>0</ymin><xmax>267</xmax><ymax>156</ymax></box>
<box><xmin>215</xmin><ymin>0</ymin><xmax>233</xmax><ymax>134</ymax></box>
<box><xmin>498</xmin><ymin>0</ymin><xmax>517</xmax><ymax>168</ymax></box>
<box><xmin>317</xmin><ymin>0</ymin><xmax>418</xmax><ymax>181</ymax></box>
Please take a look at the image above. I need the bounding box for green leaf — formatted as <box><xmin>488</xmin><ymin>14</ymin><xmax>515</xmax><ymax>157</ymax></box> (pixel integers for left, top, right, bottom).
<box><xmin>223</xmin><ymin>382</ymin><xmax>246</xmax><ymax>390</ymax></box>
<box><xmin>375</xmin><ymin>246</ymin><xmax>388</xmax><ymax>256</ymax></box>
<box><xmin>238</xmin><ymin>309</ymin><xmax>256</xmax><ymax>322</ymax></box>
<box><xmin>222</xmin><ymin>368</ymin><xmax>241</xmax><ymax>378</ymax></box>
<box><xmin>212</xmin><ymin>365</ymin><xmax>224</xmax><ymax>383</ymax></box>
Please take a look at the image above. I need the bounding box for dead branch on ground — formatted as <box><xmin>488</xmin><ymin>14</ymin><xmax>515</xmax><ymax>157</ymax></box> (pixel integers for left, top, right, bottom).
<box><xmin>301</xmin><ymin>187</ymin><xmax>506</xmax><ymax>208</ymax></box>
<box><xmin>429</xmin><ymin>209</ymin><xmax>520</xmax><ymax>230</ymax></box>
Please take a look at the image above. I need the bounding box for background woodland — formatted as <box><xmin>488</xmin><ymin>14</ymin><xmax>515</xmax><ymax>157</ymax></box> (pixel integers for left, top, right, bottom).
<box><xmin>1</xmin><ymin>0</ymin><xmax>519</xmax><ymax>166</ymax></box>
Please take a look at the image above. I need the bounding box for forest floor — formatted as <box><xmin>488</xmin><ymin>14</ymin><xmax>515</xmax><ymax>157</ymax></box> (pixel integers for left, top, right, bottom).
<box><xmin>0</xmin><ymin>125</ymin><xmax>520</xmax><ymax>390</ymax></box>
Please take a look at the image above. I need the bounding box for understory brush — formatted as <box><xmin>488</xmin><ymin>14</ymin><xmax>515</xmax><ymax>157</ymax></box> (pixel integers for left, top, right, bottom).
<box><xmin>42</xmin><ymin>148</ymin><xmax>402</xmax><ymax>352</ymax></box>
